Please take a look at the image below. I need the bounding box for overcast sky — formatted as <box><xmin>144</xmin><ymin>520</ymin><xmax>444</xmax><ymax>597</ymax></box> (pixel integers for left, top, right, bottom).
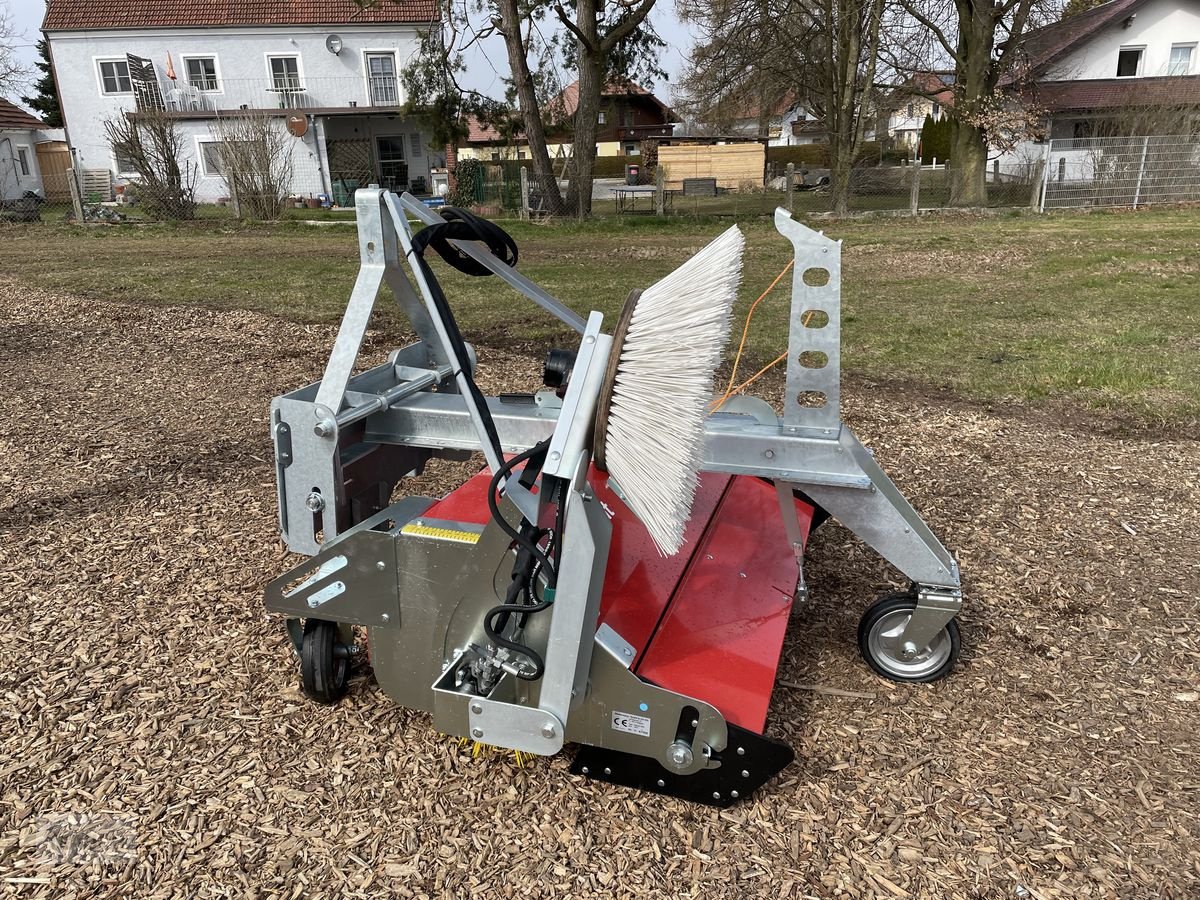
<box><xmin>4</xmin><ymin>0</ymin><xmax>693</xmax><ymax>105</ymax></box>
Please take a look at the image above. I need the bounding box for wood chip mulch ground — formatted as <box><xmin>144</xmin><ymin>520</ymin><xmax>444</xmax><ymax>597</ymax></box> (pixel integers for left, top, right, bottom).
<box><xmin>0</xmin><ymin>278</ymin><xmax>1197</xmax><ymax>899</ymax></box>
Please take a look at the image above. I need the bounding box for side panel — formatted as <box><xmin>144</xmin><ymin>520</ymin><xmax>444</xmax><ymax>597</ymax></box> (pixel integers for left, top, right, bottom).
<box><xmin>636</xmin><ymin>477</ymin><xmax>812</xmax><ymax>734</ymax></box>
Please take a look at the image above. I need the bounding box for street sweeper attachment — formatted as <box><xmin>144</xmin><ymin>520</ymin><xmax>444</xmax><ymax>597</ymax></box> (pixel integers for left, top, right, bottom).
<box><xmin>263</xmin><ymin>190</ymin><xmax>963</xmax><ymax>807</ymax></box>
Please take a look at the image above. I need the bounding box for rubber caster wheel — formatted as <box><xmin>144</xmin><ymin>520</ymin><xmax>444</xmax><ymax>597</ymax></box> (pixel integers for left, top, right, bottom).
<box><xmin>858</xmin><ymin>592</ymin><xmax>960</xmax><ymax>683</ymax></box>
<box><xmin>301</xmin><ymin>619</ymin><xmax>352</xmax><ymax>704</ymax></box>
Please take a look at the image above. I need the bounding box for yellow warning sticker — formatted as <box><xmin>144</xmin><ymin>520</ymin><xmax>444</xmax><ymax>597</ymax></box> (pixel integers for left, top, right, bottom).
<box><xmin>400</xmin><ymin>521</ymin><xmax>483</xmax><ymax>544</ymax></box>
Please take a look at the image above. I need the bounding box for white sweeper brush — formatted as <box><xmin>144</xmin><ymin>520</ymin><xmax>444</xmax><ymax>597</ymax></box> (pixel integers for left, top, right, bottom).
<box><xmin>593</xmin><ymin>225</ymin><xmax>745</xmax><ymax>555</ymax></box>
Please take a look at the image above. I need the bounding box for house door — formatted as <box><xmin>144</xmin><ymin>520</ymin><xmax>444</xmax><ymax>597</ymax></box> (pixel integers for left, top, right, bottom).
<box><xmin>366</xmin><ymin>53</ymin><xmax>398</xmax><ymax>106</ymax></box>
<box><xmin>376</xmin><ymin>136</ymin><xmax>408</xmax><ymax>192</ymax></box>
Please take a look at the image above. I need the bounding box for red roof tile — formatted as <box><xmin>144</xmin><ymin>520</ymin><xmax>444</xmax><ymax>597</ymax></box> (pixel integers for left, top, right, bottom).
<box><xmin>0</xmin><ymin>98</ymin><xmax>45</xmax><ymax>130</ymax></box>
<box><xmin>1027</xmin><ymin>74</ymin><xmax>1200</xmax><ymax>111</ymax></box>
<box><xmin>43</xmin><ymin>0</ymin><xmax>436</xmax><ymax>30</ymax></box>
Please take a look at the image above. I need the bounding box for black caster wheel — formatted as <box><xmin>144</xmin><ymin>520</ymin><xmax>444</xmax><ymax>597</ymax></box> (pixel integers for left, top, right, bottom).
<box><xmin>858</xmin><ymin>591</ymin><xmax>960</xmax><ymax>683</ymax></box>
<box><xmin>300</xmin><ymin>619</ymin><xmax>352</xmax><ymax>704</ymax></box>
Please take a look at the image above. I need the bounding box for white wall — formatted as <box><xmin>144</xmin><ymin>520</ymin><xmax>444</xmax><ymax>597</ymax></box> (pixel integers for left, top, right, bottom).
<box><xmin>46</xmin><ymin>23</ymin><xmax>426</xmax><ymax>200</ymax></box>
<box><xmin>0</xmin><ymin>130</ymin><xmax>44</xmax><ymax>199</ymax></box>
<box><xmin>1046</xmin><ymin>0</ymin><xmax>1200</xmax><ymax>79</ymax></box>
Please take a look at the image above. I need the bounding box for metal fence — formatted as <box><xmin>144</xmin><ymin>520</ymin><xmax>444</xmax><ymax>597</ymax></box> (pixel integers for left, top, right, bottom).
<box><xmin>1041</xmin><ymin>134</ymin><xmax>1200</xmax><ymax>210</ymax></box>
<box><xmin>481</xmin><ymin>160</ymin><xmax>1041</xmax><ymax>220</ymax></box>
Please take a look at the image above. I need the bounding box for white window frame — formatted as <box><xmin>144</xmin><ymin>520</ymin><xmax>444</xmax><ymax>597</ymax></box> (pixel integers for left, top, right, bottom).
<box><xmin>195</xmin><ymin>138</ymin><xmax>226</xmax><ymax>178</ymax></box>
<box><xmin>361</xmin><ymin>49</ymin><xmax>401</xmax><ymax>106</ymax></box>
<box><xmin>1116</xmin><ymin>45</ymin><xmax>1145</xmax><ymax>78</ymax></box>
<box><xmin>113</xmin><ymin>148</ymin><xmax>138</xmax><ymax>177</ymax></box>
<box><xmin>180</xmin><ymin>54</ymin><xmax>223</xmax><ymax>94</ymax></box>
<box><xmin>1168</xmin><ymin>43</ymin><xmax>1196</xmax><ymax>76</ymax></box>
<box><xmin>265</xmin><ymin>53</ymin><xmax>304</xmax><ymax>90</ymax></box>
<box><xmin>15</xmin><ymin>144</ymin><xmax>32</xmax><ymax>177</ymax></box>
<box><xmin>95</xmin><ymin>57</ymin><xmax>134</xmax><ymax>96</ymax></box>
<box><xmin>598</xmin><ymin>110</ymin><xmax>607</xmax><ymax>125</ymax></box>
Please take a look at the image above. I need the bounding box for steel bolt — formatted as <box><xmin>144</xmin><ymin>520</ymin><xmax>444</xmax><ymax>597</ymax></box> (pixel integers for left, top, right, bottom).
<box><xmin>623</xmin><ymin>647</ymin><xmax>633</xmax><ymax>657</ymax></box>
<box><xmin>901</xmin><ymin>642</ymin><xmax>919</xmax><ymax>661</ymax></box>
<box><xmin>731</xmin><ymin>791</ymin><xmax>739</xmax><ymax>799</ymax></box>
<box><xmin>603</xmin><ymin>767</ymin><xmax>612</xmax><ymax>776</ymax></box>
<box><xmin>304</xmin><ymin>492</ymin><xmax>325</xmax><ymax>513</ymax></box>
<box><xmin>712</xmin><ymin>792</ymin><xmax>721</xmax><ymax>800</ymax></box>
<box><xmin>581</xmin><ymin>767</ymin><xmax>589</xmax><ymax>775</ymax></box>
<box><xmin>656</xmin><ymin>779</ymin><xmax>665</xmax><ymax>788</ymax></box>
<box><xmin>742</xmin><ymin>769</ymin><xmax>750</xmax><ymax>778</ymax></box>
<box><xmin>313</xmin><ymin>418</ymin><xmax>336</xmax><ymax>437</ymax></box>
<box><xmin>307</xmin><ymin>598</ymin><xmax>320</xmax><ymax>609</ymax></box>
<box><xmin>541</xmin><ymin>723</ymin><xmax>557</xmax><ymax>739</ymax></box>
<box><xmin>471</xmin><ymin>727</ymin><xmax>484</xmax><ymax>739</ymax></box>
<box><xmin>380</xmin><ymin>614</ymin><xmax>390</xmax><ymax>623</ymax></box>
<box><xmin>737</xmin><ymin>746</ymin><xmax>745</xmax><ymax>756</ymax></box>
<box><xmin>376</xmin><ymin>561</ymin><xmax>386</xmax><ymax>570</ymax></box>
<box><xmin>470</xmin><ymin>703</ymin><xmax>483</xmax><ymax>715</ymax></box>
<box><xmin>667</xmin><ymin>741</ymin><xmax>694</xmax><ymax>770</ymax></box>
<box><xmin>764</xmin><ymin>449</ymin><xmax>775</xmax><ymax>459</ymax></box>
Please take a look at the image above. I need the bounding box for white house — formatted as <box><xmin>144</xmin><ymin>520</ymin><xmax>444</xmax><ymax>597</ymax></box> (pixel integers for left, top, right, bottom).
<box><xmin>995</xmin><ymin>0</ymin><xmax>1200</xmax><ymax>176</ymax></box>
<box><xmin>726</xmin><ymin>94</ymin><xmax>825</xmax><ymax>146</ymax></box>
<box><xmin>0</xmin><ymin>99</ymin><xmax>60</xmax><ymax>201</ymax></box>
<box><xmin>880</xmin><ymin>72</ymin><xmax>955</xmax><ymax>152</ymax></box>
<box><xmin>42</xmin><ymin>0</ymin><xmax>441</xmax><ymax>204</ymax></box>
<box><xmin>1019</xmin><ymin>0</ymin><xmax>1200</xmax><ymax>138</ymax></box>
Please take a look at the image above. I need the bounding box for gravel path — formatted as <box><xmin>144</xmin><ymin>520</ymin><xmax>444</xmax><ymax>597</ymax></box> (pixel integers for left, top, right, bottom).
<box><xmin>1</xmin><ymin>279</ymin><xmax>1197</xmax><ymax>899</ymax></box>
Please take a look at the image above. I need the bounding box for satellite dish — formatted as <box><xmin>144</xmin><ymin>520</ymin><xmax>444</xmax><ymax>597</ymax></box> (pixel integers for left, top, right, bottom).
<box><xmin>287</xmin><ymin>114</ymin><xmax>309</xmax><ymax>137</ymax></box>
<box><xmin>326</xmin><ymin>34</ymin><xmax>343</xmax><ymax>55</ymax></box>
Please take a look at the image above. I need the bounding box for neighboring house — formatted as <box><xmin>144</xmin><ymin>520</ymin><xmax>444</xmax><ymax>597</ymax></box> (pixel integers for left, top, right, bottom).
<box><xmin>727</xmin><ymin>94</ymin><xmax>824</xmax><ymax>146</ymax></box>
<box><xmin>1013</xmin><ymin>0</ymin><xmax>1200</xmax><ymax>140</ymax></box>
<box><xmin>880</xmin><ymin>72</ymin><xmax>955</xmax><ymax>151</ymax></box>
<box><xmin>459</xmin><ymin>80</ymin><xmax>677</xmax><ymax>161</ymax></box>
<box><xmin>42</xmin><ymin>0</ymin><xmax>441</xmax><ymax>204</ymax></box>
<box><xmin>0</xmin><ymin>99</ymin><xmax>64</xmax><ymax>201</ymax></box>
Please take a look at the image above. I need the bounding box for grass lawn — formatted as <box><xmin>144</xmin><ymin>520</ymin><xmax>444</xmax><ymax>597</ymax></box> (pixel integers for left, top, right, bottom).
<box><xmin>4</xmin><ymin>207</ymin><xmax>1197</xmax><ymax>427</ymax></box>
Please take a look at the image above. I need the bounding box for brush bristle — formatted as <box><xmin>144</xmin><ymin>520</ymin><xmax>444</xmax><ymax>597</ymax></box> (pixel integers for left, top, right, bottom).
<box><xmin>601</xmin><ymin>225</ymin><xmax>744</xmax><ymax>555</ymax></box>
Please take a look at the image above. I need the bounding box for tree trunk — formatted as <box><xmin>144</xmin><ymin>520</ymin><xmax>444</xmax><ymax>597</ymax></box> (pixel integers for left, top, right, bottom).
<box><xmin>948</xmin><ymin>119</ymin><xmax>988</xmax><ymax>206</ymax></box>
<box><xmin>497</xmin><ymin>0</ymin><xmax>565</xmax><ymax>215</ymax></box>
<box><xmin>949</xmin><ymin>8</ymin><xmax>996</xmax><ymax>207</ymax></box>
<box><xmin>566</xmin><ymin>51</ymin><xmax>603</xmax><ymax>218</ymax></box>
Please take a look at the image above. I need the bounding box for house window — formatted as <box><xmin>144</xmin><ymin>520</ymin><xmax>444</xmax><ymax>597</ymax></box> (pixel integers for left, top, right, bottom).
<box><xmin>269</xmin><ymin>56</ymin><xmax>302</xmax><ymax>90</ymax></box>
<box><xmin>517</xmin><ymin>149</ymin><xmax>526</xmax><ymax>159</ymax></box>
<box><xmin>366</xmin><ymin>52</ymin><xmax>399</xmax><ymax>105</ymax></box>
<box><xmin>199</xmin><ymin>141</ymin><xmax>226</xmax><ymax>176</ymax></box>
<box><xmin>1169</xmin><ymin>44</ymin><xmax>1194</xmax><ymax>75</ymax></box>
<box><xmin>114</xmin><ymin>148</ymin><xmax>137</xmax><ymax>174</ymax></box>
<box><xmin>98</xmin><ymin>59</ymin><xmax>133</xmax><ymax>95</ymax></box>
<box><xmin>185</xmin><ymin>56</ymin><xmax>220</xmax><ymax>92</ymax></box>
<box><xmin>622</xmin><ymin>107</ymin><xmax>633</xmax><ymax>127</ymax></box>
<box><xmin>491</xmin><ymin>151</ymin><xmax>501</xmax><ymax>162</ymax></box>
<box><xmin>623</xmin><ymin>142</ymin><xmax>638</xmax><ymax>155</ymax></box>
<box><xmin>932</xmin><ymin>101</ymin><xmax>941</xmax><ymax>118</ymax></box>
<box><xmin>1116</xmin><ymin>47</ymin><xmax>1143</xmax><ymax>77</ymax></box>
<box><xmin>907</xmin><ymin>103</ymin><xmax>915</xmax><ymax>118</ymax></box>
<box><xmin>16</xmin><ymin>147</ymin><xmax>30</xmax><ymax>176</ymax></box>
<box><xmin>409</xmin><ymin>133</ymin><xmax>423</xmax><ymax>156</ymax></box>
<box><xmin>598</xmin><ymin>110</ymin><xmax>607</xmax><ymax>125</ymax></box>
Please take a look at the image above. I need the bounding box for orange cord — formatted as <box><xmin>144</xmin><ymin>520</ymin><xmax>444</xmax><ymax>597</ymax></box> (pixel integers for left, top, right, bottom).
<box><xmin>717</xmin><ymin>258</ymin><xmax>794</xmax><ymax>403</ymax></box>
<box><xmin>710</xmin><ymin>259</ymin><xmax>805</xmax><ymax>412</ymax></box>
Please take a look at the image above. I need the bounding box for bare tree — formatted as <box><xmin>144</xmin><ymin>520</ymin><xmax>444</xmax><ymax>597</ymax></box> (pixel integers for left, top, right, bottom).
<box><xmin>677</xmin><ymin>0</ymin><xmax>884</xmax><ymax>215</ymax></box>
<box><xmin>403</xmin><ymin>0</ymin><xmax>664</xmax><ymax>217</ymax></box>
<box><xmin>0</xmin><ymin>2</ymin><xmax>30</xmax><ymax>98</ymax></box>
<box><xmin>104</xmin><ymin>110</ymin><xmax>198</xmax><ymax>220</ymax></box>
<box><xmin>214</xmin><ymin>111</ymin><xmax>296</xmax><ymax>219</ymax></box>
<box><xmin>889</xmin><ymin>0</ymin><xmax>1052</xmax><ymax>206</ymax></box>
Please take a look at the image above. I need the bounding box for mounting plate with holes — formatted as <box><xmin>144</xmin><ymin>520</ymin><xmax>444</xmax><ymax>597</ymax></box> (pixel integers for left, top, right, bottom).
<box><xmin>570</xmin><ymin>722</ymin><xmax>795</xmax><ymax>808</ymax></box>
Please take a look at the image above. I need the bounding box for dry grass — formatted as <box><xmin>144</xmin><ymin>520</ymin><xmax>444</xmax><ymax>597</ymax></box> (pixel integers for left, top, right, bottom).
<box><xmin>0</xmin><ymin>278</ymin><xmax>1198</xmax><ymax>898</ymax></box>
